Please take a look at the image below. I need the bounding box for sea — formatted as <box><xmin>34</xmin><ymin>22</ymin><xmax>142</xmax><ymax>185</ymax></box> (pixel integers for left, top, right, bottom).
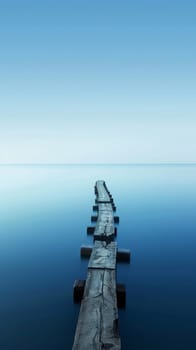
<box><xmin>0</xmin><ymin>164</ymin><xmax>196</xmax><ymax>350</ymax></box>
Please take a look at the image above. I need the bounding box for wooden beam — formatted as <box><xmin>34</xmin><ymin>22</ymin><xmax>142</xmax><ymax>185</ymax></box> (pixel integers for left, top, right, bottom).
<box><xmin>88</xmin><ymin>241</ymin><xmax>117</xmax><ymax>270</ymax></box>
<box><xmin>72</xmin><ymin>270</ymin><xmax>120</xmax><ymax>350</ymax></box>
<box><xmin>72</xmin><ymin>181</ymin><xmax>121</xmax><ymax>349</ymax></box>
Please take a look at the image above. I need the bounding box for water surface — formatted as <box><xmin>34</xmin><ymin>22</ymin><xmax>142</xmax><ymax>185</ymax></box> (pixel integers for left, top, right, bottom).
<box><xmin>0</xmin><ymin>165</ymin><xmax>196</xmax><ymax>349</ymax></box>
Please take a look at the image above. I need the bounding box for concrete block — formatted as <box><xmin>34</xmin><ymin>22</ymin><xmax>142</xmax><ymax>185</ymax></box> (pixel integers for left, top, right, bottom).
<box><xmin>117</xmin><ymin>249</ymin><xmax>131</xmax><ymax>263</ymax></box>
<box><xmin>73</xmin><ymin>280</ymin><xmax>86</xmax><ymax>302</ymax></box>
<box><xmin>80</xmin><ymin>245</ymin><xmax>93</xmax><ymax>258</ymax></box>
<box><xmin>93</xmin><ymin>205</ymin><xmax>98</xmax><ymax>211</ymax></box>
<box><xmin>116</xmin><ymin>283</ymin><xmax>126</xmax><ymax>308</ymax></box>
<box><xmin>87</xmin><ymin>226</ymin><xmax>95</xmax><ymax>234</ymax></box>
<box><xmin>114</xmin><ymin>216</ymin><xmax>120</xmax><ymax>223</ymax></box>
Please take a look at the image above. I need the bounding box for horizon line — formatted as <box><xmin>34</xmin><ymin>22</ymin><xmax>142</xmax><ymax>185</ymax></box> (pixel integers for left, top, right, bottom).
<box><xmin>0</xmin><ymin>162</ymin><xmax>196</xmax><ymax>166</ymax></box>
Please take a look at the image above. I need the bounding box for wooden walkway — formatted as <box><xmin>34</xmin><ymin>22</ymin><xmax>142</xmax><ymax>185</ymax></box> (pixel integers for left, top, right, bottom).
<box><xmin>72</xmin><ymin>181</ymin><xmax>121</xmax><ymax>350</ymax></box>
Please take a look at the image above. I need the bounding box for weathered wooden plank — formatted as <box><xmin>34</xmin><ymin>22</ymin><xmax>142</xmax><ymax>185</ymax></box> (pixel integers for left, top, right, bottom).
<box><xmin>88</xmin><ymin>241</ymin><xmax>117</xmax><ymax>269</ymax></box>
<box><xmin>72</xmin><ymin>269</ymin><xmax>120</xmax><ymax>350</ymax></box>
<box><xmin>94</xmin><ymin>223</ymin><xmax>115</xmax><ymax>237</ymax></box>
<box><xmin>97</xmin><ymin>215</ymin><xmax>113</xmax><ymax>225</ymax></box>
<box><xmin>72</xmin><ymin>181</ymin><xmax>121</xmax><ymax>350</ymax></box>
<box><xmin>98</xmin><ymin>213</ymin><xmax>113</xmax><ymax>221</ymax></box>
<box><xmin>94</xmin><ymin>223</ymin><xmax>105</xmax><ymax>235</ymax></box>
<box><xmin>96</xmin><ymin>199</ymin><xmax>112</xmax><ymax>204</ymax></box>
<box><xmin>98</xmin><ymin>203</ymin><xmax>113</xmax><ymax>211</ymax></box>
<box><xmin>96</xmin><ymin>180</ymin><xmax>111</xmax><ymax>203</ymax></box>
<box><xmin>105</xmin><ymin>224</ymin><xmax>115</xmax><ymax>235</ymax></box>
<box><xmin>101</xmin><ymin>203</ymin><xmax>111</xmax><ymax>208</ymax></box>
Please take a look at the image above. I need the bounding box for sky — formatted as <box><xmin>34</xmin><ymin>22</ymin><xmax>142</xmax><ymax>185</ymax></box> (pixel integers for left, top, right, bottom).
<box><xmin>0</xmin><ymin>0</ymin><xmax>195</xmax><ymax>164</ymax></box>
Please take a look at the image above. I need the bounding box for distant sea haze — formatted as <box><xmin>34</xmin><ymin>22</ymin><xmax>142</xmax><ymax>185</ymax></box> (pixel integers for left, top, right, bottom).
<box><xmin>0</xmin><ymin>164</ymin><xmax>196</xmax><ymax>349</ymax></box>
<box><xmin>0</xmin><ymin>162</ymin><xmax>196</xmax><ymax>166</ymax></box>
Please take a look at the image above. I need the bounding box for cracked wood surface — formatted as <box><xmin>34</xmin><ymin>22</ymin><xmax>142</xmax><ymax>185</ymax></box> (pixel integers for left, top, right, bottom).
<box><xmin>88</xmin><ymin>241</ymin><xmax>117</xmax><ymax>270</ymax></box>
<box><xmin>72</xmin><ymin>181</ymin><xmax>121</xmax><ymax>350</ymax></box>
<box><xmin>72</xmin><ymin>270</ymin><xmax>120</xmax><ymax>350</ymax></box>
<box><xmin>95</xmin><ymin>180</ymin><xmax>111</xmax><ymax>203</ymax></box>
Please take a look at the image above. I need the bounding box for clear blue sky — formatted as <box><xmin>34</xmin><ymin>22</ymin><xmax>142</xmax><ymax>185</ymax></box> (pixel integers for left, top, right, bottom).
<box><xmin>0</xmin><ymin>0</ymin><xmax>195</xmax><ymax>163</ymax></box>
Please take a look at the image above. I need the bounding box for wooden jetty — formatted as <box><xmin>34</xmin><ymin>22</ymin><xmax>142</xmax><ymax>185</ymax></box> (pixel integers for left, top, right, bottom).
<box><xmin>72</xmin><ymin>181</ymin><xmax>130</xmax><ymax>350</ymax></box>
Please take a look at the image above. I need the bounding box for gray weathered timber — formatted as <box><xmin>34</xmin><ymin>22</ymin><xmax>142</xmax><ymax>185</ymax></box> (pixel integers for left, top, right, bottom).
<box><xmin>88</xmin><ymin>241</ymin><xmax>117</xmax><ymax>269</ymax></box>
<box><xmin>95</xmin><ymin>180</ymin><xmax>111</xmax><ymax>203</ymax></box>
<box><xmin>72</xmin><ymin>270</ymin><xmax>120</xmax><ymax>350</ymax></box>
<box><xmin>72</xmin><ymin>180</ymin><xmax>121</xmax><ymax>350</ymax></box>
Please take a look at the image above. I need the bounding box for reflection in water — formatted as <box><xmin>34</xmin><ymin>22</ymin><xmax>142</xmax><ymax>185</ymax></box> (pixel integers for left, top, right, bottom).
<box><xmin>0</xmin><ymin>165</ymin><xmax>196</xmax><ymax>349</ymax></box>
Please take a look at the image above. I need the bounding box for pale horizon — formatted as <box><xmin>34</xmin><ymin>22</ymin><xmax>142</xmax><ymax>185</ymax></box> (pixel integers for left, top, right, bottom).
<box><xmin>0</xmin><ymin>162</ymin><xmax>196</xmax><ymax>166</ymax></box>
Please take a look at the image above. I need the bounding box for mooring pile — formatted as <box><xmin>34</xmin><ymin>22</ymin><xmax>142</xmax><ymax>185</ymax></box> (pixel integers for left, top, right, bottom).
<box><xmin>72</xmin><ymin>180</ymin><xmax>130</xmax><ymax>350</ymax></box>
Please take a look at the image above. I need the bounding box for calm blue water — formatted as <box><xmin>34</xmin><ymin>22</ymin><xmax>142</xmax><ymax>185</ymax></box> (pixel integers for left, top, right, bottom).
<box><xmin>0</xmin><ymin>165</ymin><xmax>196</xmax><ymax>350</ymax></box>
